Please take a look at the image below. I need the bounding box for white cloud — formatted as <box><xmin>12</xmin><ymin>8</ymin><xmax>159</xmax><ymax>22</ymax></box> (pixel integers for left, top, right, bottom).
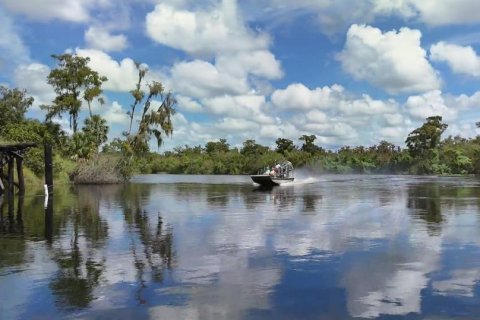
<box><xmin>202</xmin><ymin>94</ymin><xmax>273</xmax><ymax>124</ymax></box>
<box><xmin>176</xmin><ymin>95</ymin><xmax>203</xmax><ymax>113</ymax></box>
<box><xmin>411</xmin><ymin>0</ymin><xmax>480</xmax><ymax>26</ymax></box>
<box><xmin>145</xmin><ymin>1</ymin><xmax>270</xmax><ymax>57</ymax></box>
<box><xmin>446</xmin><ymin>91</ymin><xmax>480</xmax><ymax>109</ymax></box>
<box><xmin>271</xmin><ymin>83</ymin><xmax>344</xmax><ymax>110</ymax></box>
<box><xmin>170</xmin><ymin>60</ymin><xmax>248</xmax><ymax>98</ymax></box>
<box><xmin>430</xmin><ymin>42</ymin><xmax>480</xmax><ymax>77</ymax></box>
<box><xmin>101</xmin><ymin>101</ymin><xmax>129</xmax><ymax>125</ymax></box>
<box><xmin>85</xmin><ymin>27</ymin><xmax>128</xmax><ymax>52</ymax></box>
<box><xmin>215</xmin><ymin>117</ymin><xmax>259</xmax><ymax>132</ymax></box>
<box><xmin>305</xmin><ymin>110</ymin><xmax>328</xmax><ymax>123</ymax></box>
<box><xmin>0</xmin><ymin>0</ymin><xmax>99</xmax><ymax>22</ymax></box>
<box><xmin>404</xmin><ymin>90</ymin><xmax>457</xmax><ymax>121</ymax></box>
<box><xmin>75</xmin><ymin>48</ymin><xmax>163</xmax><ymax>92</ymax></box>
<box><xmin>384</xmin><ymin>114</ymin><xmax>405</xmax><ymax>126</ymax></box>
<box><xmin>243</xmin><ymin>0</ymin><xmax>480</xmax><ymax>35</ymax></box>
<box><xmin>338</xmin><ymin>24</ymin><xmax>441</xmax><ymax>94</ymax></box>
<box><xmin>0</xmin><ymin>8</ymin><xmax>30</xmax><ymax>72</ymax></box>
<box><xmin>14</xmin><ymin>63</ymin><xmax>54</xmax><ymax>107</ymax></box>
<box><xmin>338</xmin><ymin>95</ymin><xmax>397</xmax><ymax>116</ymax></box>
<box><xmin>216</xmin><ymin>50</ymin><xmax>283</xmax><ymax>80</ymax></box>
<box><xmin>270</xmin><ymin>83</ymin><xmax>412</xmax><ymax>146</ymax></box>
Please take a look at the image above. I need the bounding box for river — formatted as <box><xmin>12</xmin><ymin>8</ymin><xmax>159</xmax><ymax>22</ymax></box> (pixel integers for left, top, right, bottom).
<box><xmin>1</xmin><ymin>174</ymin><xmax>480</xmax><ymax>319</ymax></box>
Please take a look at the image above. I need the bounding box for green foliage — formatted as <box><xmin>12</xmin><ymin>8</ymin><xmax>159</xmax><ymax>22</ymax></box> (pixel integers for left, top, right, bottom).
<box><xmin>126</xmin><ymin>64</ymin><xmax>176</xmax><ymax>153</ymax></box>
<box><xmin>43</xmin><ymin>53</ymin><xmax>107</xmax><ymax>133</ymax></box>
<box><xmin>205</xmin><ymin>139</ymin><xmax>229</xmax><ymax>154</ymax></box>
<box><xmin>0</xmin><ymin>86</ymin><xmax>34</xmax><ymax>131</ymax></box>
<box><xmin>275</xmin><ymin>138</ymin><xmax>295</xmax><ymax>155</ymax></box>
<box><xmin>0</xmin><ymin>119</ymin><xmax>69</xmax><ymax>176</ymax></box>
<box><xmin>240</xmin><ymin>139</ymin><xmax>269</xmax><ymax>156</ymax></box>
<box><xmin>83</xmin><ymin>115</ymin><xmax>109</xmax><ymax>152</ymax></box>
<box><xmin>299</xmin><ymin>134</ymin><xmax>323</xmax><ymax>154</ymax></box>
<box><xmin>406</xmin><ymin>116</ymin><xmax>448</xmax><ymax>157</ymax></box>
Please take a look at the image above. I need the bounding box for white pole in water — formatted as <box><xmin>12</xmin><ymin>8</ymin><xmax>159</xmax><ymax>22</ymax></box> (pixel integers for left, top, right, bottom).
<box><xmin>44</xmin><ymin>184</ymin><xmax>48</xmax><ymax>208</ymax></box>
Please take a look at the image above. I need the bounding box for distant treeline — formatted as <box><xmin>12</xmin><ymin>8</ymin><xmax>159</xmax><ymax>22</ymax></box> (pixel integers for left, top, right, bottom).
<box><xmin>104</xmin><ymin>116</ymin><xmax>480</xmax><ymax>176</ymax></box>
<box><xmin>2</xmin><ymin>53</ymin><xmax>480</xmax><ymax>181</ymax></box>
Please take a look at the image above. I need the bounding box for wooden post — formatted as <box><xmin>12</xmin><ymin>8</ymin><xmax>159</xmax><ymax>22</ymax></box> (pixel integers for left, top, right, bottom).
<box><xmin>7</xmin><ymin>155</ymin><xmax>14</xmax><ymax>201</ymax></box>
<box><xmin>0</xmin><ymin>195</ymin><xmax>4</xmax><ymax>229</ymax></box>
<box><xmin>44</xmin><ymin>143</ymin><xmax>53</xmax><ymax>196</ymax></box>
<box><xmin>15</xmin><ymin>154</ymin><xmax>25</xmax><ymax>196</ymax></box>
<box><xmin>0</xmin><ymin>161</ymin><xmax>4</xmax><ymax>196</ymax></box>
<box><xmin>45</xmin><ymin>196</ymin><xmax>53</xmax><ymax>243</ymax></box>
<box><xmin>17</xmin><ymin>195</ymin><xmax>24</xmax><ymax>234</ymax></box>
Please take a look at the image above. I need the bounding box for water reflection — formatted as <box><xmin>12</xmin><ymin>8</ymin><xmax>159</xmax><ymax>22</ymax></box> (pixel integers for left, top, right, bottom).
<box><xmin>0</xmin><ymin>175</ymin><xmax>479</xmax><ymax>319</ymax></box>
<box><xmin>407</xmin><ymin>183</ymin><xmax>442</xmax><ymax>235</ymax></box>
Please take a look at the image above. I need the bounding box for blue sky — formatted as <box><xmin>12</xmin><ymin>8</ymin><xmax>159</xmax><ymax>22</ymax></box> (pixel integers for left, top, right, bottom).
<box><xmin>1</xmin><ymin>0</ymin><xmax>480</xmax><ymax>151</ymax></box>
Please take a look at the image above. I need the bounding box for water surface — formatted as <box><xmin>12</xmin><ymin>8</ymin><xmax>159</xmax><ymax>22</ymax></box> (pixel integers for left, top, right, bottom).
<box><xmin>1</xmin><ymin>174</ymin><xmax>480</xmax><ymax>319</ymax></box>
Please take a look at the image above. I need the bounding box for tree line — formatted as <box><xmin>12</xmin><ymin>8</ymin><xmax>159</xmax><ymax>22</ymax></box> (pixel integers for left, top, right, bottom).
<box><xmin>1</xmin><ymin>53</ymin><xmax>480</xmax><ymax>183</ymax></box>
<box><xmin>128</xmin><ymin>115</ymin><xmax>480</xmax><ymax>176</ymax></box>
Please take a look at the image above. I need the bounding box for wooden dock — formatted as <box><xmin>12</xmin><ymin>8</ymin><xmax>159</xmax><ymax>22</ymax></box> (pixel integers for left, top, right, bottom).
<box><xmin>0</xmin><ymin>143</ymin><xmax>37</xmax><ymax>197</ymax></box>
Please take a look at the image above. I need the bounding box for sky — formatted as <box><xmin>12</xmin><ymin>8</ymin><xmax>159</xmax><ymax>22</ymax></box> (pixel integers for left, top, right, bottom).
<box><xmin>1</xmin><ymin>0</ymin><xmax>480</xmax><ymax>151</ymax></box>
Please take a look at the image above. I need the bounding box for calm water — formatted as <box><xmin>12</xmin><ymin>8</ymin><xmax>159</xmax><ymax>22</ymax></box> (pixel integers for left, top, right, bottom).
<box><xmin>1</xmin><ymin>174</ymin><xmax>480</xmax><ymax>319</ymax></box>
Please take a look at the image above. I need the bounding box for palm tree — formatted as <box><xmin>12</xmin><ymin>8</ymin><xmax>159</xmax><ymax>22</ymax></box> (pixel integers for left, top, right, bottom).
<box><xmin>83</xmin><ymin>115</ymin><xmax>109</xmax><ymax>153</ymax></box>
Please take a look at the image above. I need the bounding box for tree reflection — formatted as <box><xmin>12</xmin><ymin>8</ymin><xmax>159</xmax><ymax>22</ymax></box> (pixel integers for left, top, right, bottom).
<box><xmin>0</xmin><ymin>196</ymin><xmax>27</xmax><ymax>270</ymax></box>
<box><xmin>119</xmin><ymin>184</ymin><xmax>174</xmax><ymax>304</ymax></box>
<box><xmin>407</xmin><ymin>183</ymin><xmax>442</xmax><ymax>235</ymax></box>
<box><xmin>302</xmin><ymin>194</ymin><xmax>321</xmax><ymax>213</ymax></box>
<box><xmin>49</xmin><ymin>186</ymin><xmax>109</xmax><ymax>310</ymax></box>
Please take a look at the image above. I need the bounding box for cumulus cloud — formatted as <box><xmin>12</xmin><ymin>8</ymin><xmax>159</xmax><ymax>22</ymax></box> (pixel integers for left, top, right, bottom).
<box><xmin>14</xmin><ymin>63</ymin><xmax>54</xmax><ymax>107</ymax></box>
<box><xmin>176</xmin><ymin>95</ymin><xmax>203</xmax><ymax>113</ymax></box>
<box><xmin>215</xmin><ymin>117</ymin><xmax>259</xmax><ymax>132</ymax></box>
<box><xmin>0</xmin><ymin>9</ymin><xmax>30</xmax><ymax>72</ymax></box>
<box><xmin>270</xmin><ymin>83</ymin><xmax>410</xmax><ymax>146</ymax></box>
<box><xmin>411</xmin><ymin>0</ymin><xmax>480</xmax><ymax>26</ymax></box>
<box><xmin>85</xmin><ymin>27</ymin><xmax>128</xmax><ymax>52</ymax></box>
<box><xmin>404</xmin><ymin>90</ymin><xmax>458</xmax><ymax>121</ymax></box>
<box><xmin>101</xmin><ymin>101</ymin><xmax>129</xmax><ymax>125</ymax></box>
<box><xmin>202</xmin><ymin>94</ymin><xmax>273</xmax><ymax>124</ymax></box>
<box><xmin>271</xmin><ymin>83</ymin><xmax>344</xmax><ymax>110</ymax></box>
<box><xmin>0</xmin><ymin>0</ymin><xmax>98</xmax><ymax>22</ymax></box>
<box><xmin>216</xmin><ymin>50</ymin><xmax>283</xmax><ymax>80</ymax></box>
<box><xmin>243</xmin><ymin>0</ymin><xmax>480</xmax><ymax>35</ymax></box>
<box><xmin>145</xmin><ymin>1</ymin><xmax>269</xmax><ymax>57</ymax></box>
<box><xmin>170</xmin><ymin>60</ymin><xmax>249</xmax><ymax>98</ymax></box>
<box><xmin>430</xmin><ymin>42</ymin><xmax>480</xmax><ymax>77</ymax></box>
<box><xmin>75</xmin><ymin>48</ymin><xmax>164</xmax><ymax>92</ymax></box>
<box><xmin>338</xmin><ymin>24</ymin><xmax>441</xmax><ymax>94</ymax></box>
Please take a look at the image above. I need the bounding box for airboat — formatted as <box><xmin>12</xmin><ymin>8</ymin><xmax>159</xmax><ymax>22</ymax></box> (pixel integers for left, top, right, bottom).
<box><xmin>251</xmin><ymin>160</ymin><xmax>294</xmax><ymax>187</ymax></box>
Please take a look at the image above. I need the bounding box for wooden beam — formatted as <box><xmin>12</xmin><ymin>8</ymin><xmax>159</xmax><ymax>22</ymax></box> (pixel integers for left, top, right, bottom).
<box><xmin>44</xmin><ymin>143</ymin><xmax>53</xmax><ymax>196</ymax></box>
<box><xmin>0</xmin><ymin>142</ymin><xmax>37</xmax><ymax>152</ymax></box>
<box><xmin>16</xmin><ymin>155</ymin><xmax>25</xmax><ymax>196</ymax></box>
<box><xmin>11</xmin><ymin>151</ymin><xmax>24</xmax><ymax>159</ymax></box>
<box><xmin>7</xmin><ymin>155</ymin><xmax>14</xmax><ymax>201</ymax></box>
<box><xmin>0</xmin><ymin>173</ymin><xmax>19</xmax><ymax>188</ymax></box>
<box><xmin>0</xmin><ymin>161</ymin><xmax>3</xmax><ymax>196</ymax></box>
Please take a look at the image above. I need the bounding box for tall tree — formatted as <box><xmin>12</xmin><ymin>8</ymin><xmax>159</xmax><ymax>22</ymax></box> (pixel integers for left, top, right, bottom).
<box><xmin>299</xmin><ymin>134</ymin><xmax>319</xmax><ymax>154</ymax></box>
<box><xmin>83</xmin><ymin>115</ymin><xmax>109</xmax><ymax>153</ymax></box>
<box><xmin>405</xmin><ymin>116</ymin><xmax>448</xmax><ymax>157</ymax></box>
<box><xmin>0</xmin><ymin>86</ymin><xmax>34</xmax><ymax>131</ymax></box>
<box><xmin>205</xmin><ymin>139</ymin><xmax>230</xmax><ymax>154</ymax></box>
<box><xmin>44</xmin><ymin>54</ymin><xmax>107</xmax><ymax>133</ymax></box>
<box><xmin>240</xmin><ymin>139</ymin><xmax>269</xmax><ymax>155</ymax></box>
<box><xmin>127</xmin><ymin>64</ymin><xmax>176</xmax><ymax>153</ymax></box>
<box><xmin>275</xmin><ymin>138</ymin><xmax>295</xmax><ymax>155</ymax></box>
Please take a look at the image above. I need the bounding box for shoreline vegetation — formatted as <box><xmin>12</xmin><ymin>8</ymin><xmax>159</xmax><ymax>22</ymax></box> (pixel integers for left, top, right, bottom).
<box><xmin>2</xmin><ymin>54</ymin><xmax>480</xmax><ymax>195</ymax></box>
